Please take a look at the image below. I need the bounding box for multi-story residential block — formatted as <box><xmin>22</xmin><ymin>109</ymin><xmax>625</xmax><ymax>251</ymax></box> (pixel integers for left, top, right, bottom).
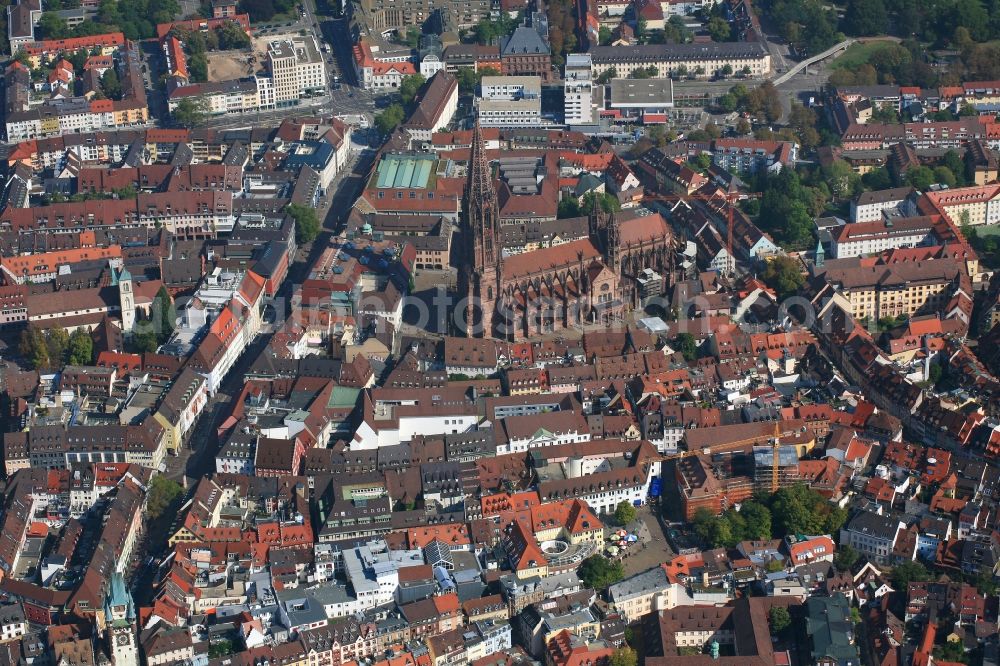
<box><xmin>588</xmin><ymin>42</ymin><xmax>771</xmax><ymax>80</ymax></box>
<box><xmin>813</xmin><ymin>256</ymin><xmax>968</xmax><ymax>322</ymax></box>
<box><xmin>711</xmin><ymin>138</ymin><xmax>797</xmax><ymax>175</ymax></box>
<box><xmin>921</xmin><ymin>183</ymin><xmax>1000</xmax><ymax>227</ymax></box>
<box><xmin>830</xmin><ymin>215</ymin><xmax>938</xmax><ymax>259</ymax></box>
<box><xmin>356</xmin><ymin>0</ymin><xmax>490</xmax><ymax>31</ymax></box>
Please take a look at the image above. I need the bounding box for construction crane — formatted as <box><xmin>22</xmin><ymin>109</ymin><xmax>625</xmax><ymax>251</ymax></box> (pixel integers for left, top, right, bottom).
<box><xmin>643</xmin><ymin>182</ymin><xmax>761</xmax><ymax>275</ymax></box>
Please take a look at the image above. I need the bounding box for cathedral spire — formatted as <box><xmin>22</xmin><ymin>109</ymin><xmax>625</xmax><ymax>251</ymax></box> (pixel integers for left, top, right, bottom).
<box><xmin>606</xmin><ymin>207</ymin><xmax>620</xmax><ymax>271</ymax></box>
<box><xmin>468</xmin><ymin>121</ymin><xmax>500</xmax><ymax>271</ymax></box>
<box><xmin>466</xmin><ymin>120</ymin><xmax>502</xmax><ymax>337</ymax></box>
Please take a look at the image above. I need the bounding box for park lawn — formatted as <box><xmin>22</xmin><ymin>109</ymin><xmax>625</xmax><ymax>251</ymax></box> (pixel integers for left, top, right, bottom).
<box><xmin>831</xmin><ymin>41</ymin><xmax>891</xmax><ymax>69</ymax></box>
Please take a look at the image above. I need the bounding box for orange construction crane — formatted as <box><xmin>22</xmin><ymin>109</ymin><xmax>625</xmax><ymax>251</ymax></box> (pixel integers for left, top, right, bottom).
<box><xmin>644</xmin><ymin>183</ymin><xmax>761</xmax><ymax>274</ymax></box>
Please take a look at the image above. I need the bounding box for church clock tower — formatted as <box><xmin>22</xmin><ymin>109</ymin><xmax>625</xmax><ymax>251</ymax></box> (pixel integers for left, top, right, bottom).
<box><xmin>117</xmin><ymin>267</ymin><xmax>136</xmax><ymax>334</ymax></box>
<box><xmin>105</xmin><ymin>573</ymin><xmax>138</xmax><ymax>666</ymax></box>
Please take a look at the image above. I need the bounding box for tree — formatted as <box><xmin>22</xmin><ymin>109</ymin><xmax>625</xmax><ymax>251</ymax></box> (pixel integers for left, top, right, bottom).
<box><xmin>906</xmin><ymin>165</ymin><xmax>936</xmax><ymax>191</ymax></box>
<box><xmin>131</xmin><ymin>328</ymin><xmax>159</xmax><ymax>354</ymax></box>
<box><xmin>578</xmin><ymin>555</ymin><xmax>624</xmax><ymax>590</ymax></box>
<box><xmin>834</xmin><ymin>544</ymin><xmax>860</xmax><ymax>572</ymax></box>
<box><xmin>769</xmin><ymin>484</ymin><xmax>846</xmax><ymax>536</ymax></box>
<box><xmin>37</xmin><ymin>12</ymin><xmax>70</xmax><ymax>39</ymax></box>
<box><xmin>216</xmin><ymin>21</ymin><xmax>250</xmax><ymax>49</ymax></box>
<box><xmin>608</xmin><ymin>647</ymin><xmax>637</xmax><ymax>666</ymax></box>
<box><xmin>707</xmin><ymin>15</ymin><xmax>732</xmax><ymax>41</ymax></box>
<box><xmin>740</xmin><ymin>500</ymin><xmax>772</xmax><ymax>540</ymax></box>
<box><xmin>100</xmin><ymin>68</ymin><xmax>122</xmax><ymax>100</ymax></box>
<box><xmin>942</xmin><ymin>150</ymin><xmax>968</xmax><ymax>186</ymax></box>
<box><xmin>736</xmin><ymin>117</ymin><xmax>751</xmax><ymax>135</ymax></box>
<box><xmin>172</xmin><ymin>98</ymin><xmax>207</xmax><ymax>127</ymax></box>
<box><xmin>890</xmin><ymin>560</ymin><xmax>930</xmax><ymax>590</ymax></box>
<box><xmin>598</xmin><ymin>25</ymin><xmax>612</xmax><ymax>44</ymax></box>
<box><xmin>932</xmin><ymin>640</ymin><xmax>967</xmax><ymax>664</ymax></box>
<box><xmin>20</xmin><ymin>327</ymin><xmax>50</xmax><ymax>370</ymax></box>
<box><xmin>718</xmin><ymin>63</ymin><xmax>733</xmax><ymax>77</ymax></box>
<box><xmin>68</xmin><ymin>48</ymin><xmax>89</xmax><ymax>73</ymax></box>
<box><xmin>596</xmin><ymin>66</ymin><xmax>617</xmax><ymax>84</ymax></box>
<box><xmin>762</xmin><ymin>256</ymin><xmax>805</xmax><ymax>301</ymax></box>
<box><xmin>287</xmin><ymin>203</ymin><xmax>320</xmax><ymax>244</ymax></box>
<box><xmin>822</xmin><ymin>159</ymin><xmax>859</xmax><ymax>200</ymax></box>
<box><xmin>399</xmin><ymin>73</ymin><xmax>426</xmax><ymax>108</ymax></box>
<box><xmin>375</xmin><ymin>103</ymin><xmax>405</xmax><ymax>135</ymax></box>
<box><xmin>842</xmin><ymin>0</ymin><xmax>887</xmax><ymax>36</ymax></box>
<box><xmin>933</xmin><ymin>166</ymin><xmax>957</xmax><ymax>188</ymax></box>
<box><xmin>756</xmin><ymin>169</ymin><xmax>821</xmax><ymax>248</ymax></box>
<box><xmin>67</xmin><ymin>328</ymin><xmax>93</xmax><ymax>365</ymax></box>
<box><xmin>208</xmin><ymin>640</ymin><xmax>233</xmax><ymax>659</ymax></box>
<box><xmin>46</xmin><ymin>328</ymin><xmax>69</xmax><ymax>366</ymax></box>
<box><xmin>558</xmin><ymin>198</ymin><xmax>581</xmax><ymax>218</ymax></box>
<box><xmin>862</xmin><ymin>167</ymin><xmax>893</xmax><ymax>191</ymax></box>
<box><xmin>788</xmin><ymin>102</ymin><xmax>820</xmax><ymax>149</ymax></box>
<box><xmin>718</xmin><ymin>93</ymin><xmax>738</xmax><ymax>112</ymax></box>
<box><xmin>240</xmin><ymin>0</ymin><xmax>277</xmax><ymax>21</ymax></box>
<box><xmin>672</xmin><ymin>333</ymin><xmax>698</xmax><ymax>361</ymax></box>
<box><xmin>614</xmin><ymin>501</ymin><xmax>637</xmax><ymax>525</ymax></box>
<box><xmin>147</xmin><ymin>476</ymin><xmax>184</xmax><ymax>519</ymax></box>
<box><xmin>155</xmin><ymin>286</ymin><xmax>176</xmax><ymax>344</ymax></box>
<box><xmin>636</xmin><ymin>17</ymin><xmax>647</xmax><ymax>41</ymax></box>
<box><xmin>581</xmin><ymin>191</ymin><xmax>620</xmax><ymax>215</ymax></box>
<box><xmin>188</xmin><ymin>52</ymin><xmax>208</xmax><ymax>82</ymax></box>
<box><xmin>769</xmin><ymin>606</ymin><xmax>792</xmax><ymax>633</ymax></box>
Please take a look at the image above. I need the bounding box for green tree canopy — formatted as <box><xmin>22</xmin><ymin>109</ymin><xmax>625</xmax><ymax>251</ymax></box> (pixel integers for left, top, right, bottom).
<box><xmin>375</xmin><ymin>103</ymin><xmax>406</xmax><ymax>135</ymax></box>
<box><xmin>399</xmin><ymin>73</ymin><xmax>426</xmax><ymax>108</ymax></box>
<box><xmin>769</xmin><ymin>605</ymin><xmax>791</xmax><ymax>633</ymax></box>
<box><xmin>558</xmin><ymin>198</ymin><xmax>581</xmax><ymax>219</ymax></box>
<box><xmin>672</xmin><ymin>332</ymin><xmax>698</xmax><ymax>361</ymax></box>
<box><xmin>833</xmin><ymin>544</ymin><xmax>859</xmax><ymax>571</ymax></box>
<box><xmin>67</xmin><ymin>328</ymin><xmax>93</xmax><ymax>366</ymax></box>
<box><xmin>842</xmin><ymin>0</ymin><xmax>887</xmax><ymax>36</ymax></box>
<box><xmin>608</xmin><ymin>647</ymin><xmax>638</xmax><ymax>666</ymax></box>
<box><xmin>906</xmin><ymin>165</ymin><xmax>936</xmax><ymax>190</ymax></box>
<box><xmin>287</xmin><ymin>203</ymin><xmax>320</xmax><ymax>244</ymax></box>
<box><xmin>890</xmin><ymin>560</ymin><xmax>930</xmax><ymax>590</ymax></box>
<box><xmin>769</xmin><ymin>484</ymin><xmax>847</xmax><ymax>536</ymax></box>
<box><xmin>578</xmin><ymin>555</ymin><xmax>624</xmax><ymax>590</ymax></box>
<box><xmin>762</xmin><ymin>256</ymin><xmax>805</xmax><ymax>300</ymax></box>
<box><xmin>172</xmin><ymin>98</ymin><xmax>208</xmax><ymax>127</ymax></box>
<box><xmin>100</xmin><ymin>68</ymin><xmax>122</xmax><ymax>100</ymax></box>
<box><xmin>147</xmin><ymin>475</ymin><xmax>185</xmax><ymax>519</ymax></box>
<box><xmin>707</xmin><ymin>15</ymin><xmax>732</xmax><ymax>41</ymax></box>
<box><xmin>614</xmin><ymin>501</ymin><xmax>637</xmax><ymax>525</ymax></box>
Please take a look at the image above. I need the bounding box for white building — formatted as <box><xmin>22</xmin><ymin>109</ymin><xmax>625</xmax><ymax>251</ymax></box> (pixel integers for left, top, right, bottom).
<box><xmin>564</xmin><ymin>54</ymin><xmax>594</xmax><ymax>125</ymax></box>
<box><xmin>267</xmin><ymin>36</ymin><xmax>327</xmax><ymax>106</ymax></box>
<box><xmin>341</xmin><ymin>540</ymin><xmax>425</xmax><ymax>613</ymax></box>
<box><xmin>496</xmin><ymin>411</ymin><xmax>591</xmax><ymax>454</ymax></box>
<box><xmin>830</xmin><ymin>215</ymin><xmax>936</xmax><ymax>259</ymax></box>
<box><xmin>850</xmin><ymin>186</ymin><xmax>916</xmax><ymax>222</ymax></box>
<box><xmin>478</xmin><ymin>75</ymin><xmax>542</xmax><ymax>128</ymax></box>
<box><xmin>839</xmin><ymin>510</ymin><xmax>905</xmax><ymax>565</ymax></box>
<box><xmin>924</xmin><ymin>183</ymin><xmax>1000</xmax><ymax>226</ymax></box>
